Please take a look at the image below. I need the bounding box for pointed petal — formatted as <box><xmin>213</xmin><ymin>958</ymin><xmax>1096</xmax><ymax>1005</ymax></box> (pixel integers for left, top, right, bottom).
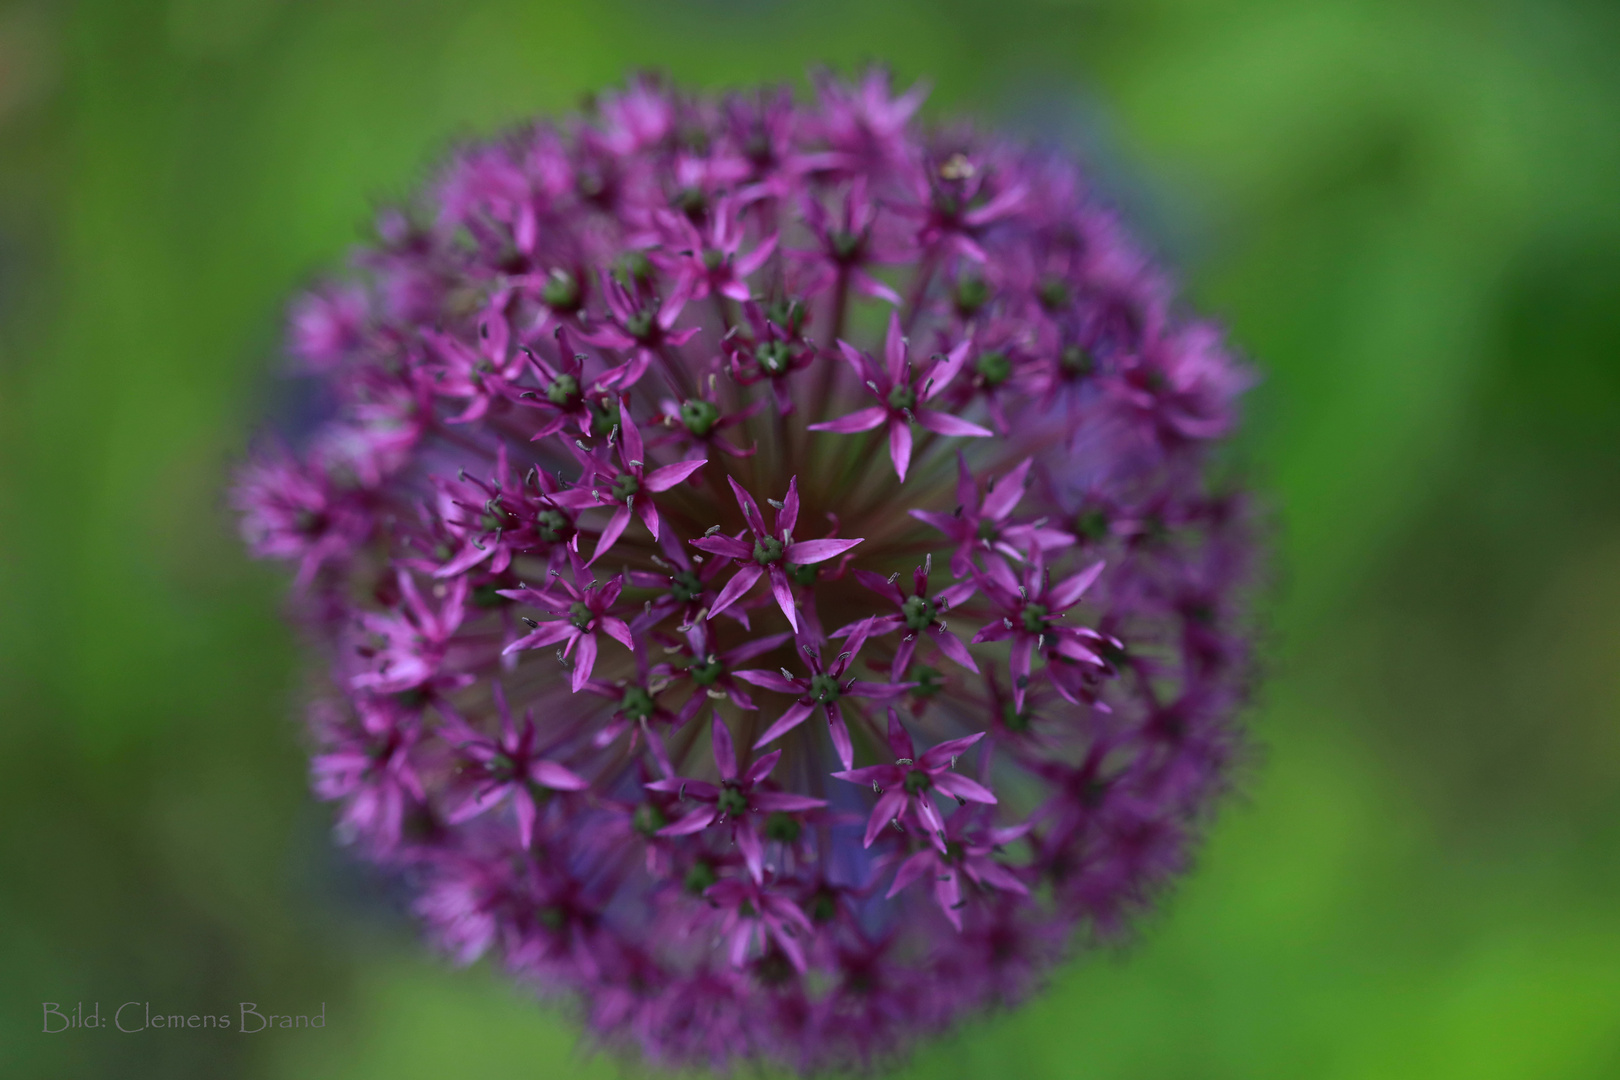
<box><xmin>742</xmin><ymin>748</ymin><xmax>782</xmax><ymax>785</ymax></box>
<box><xmin>711</xmin><ymin>716</ymin><xmax>737</xmax><ymax>780</ymax></box>
<box><xmin>644</xmin><ymin>458</ymin><xmax>707</xmax><ymax>492</ymax></box>
<box><xmin>883</xmin><ymin>308</ymin><xmax>907</xmax><ymax>382</ymax></box>
<box><xmin>927</xmin><ymin>625</ymin><xmax>980</xmax><ymax>672</ymax></box>
<box><xmin>727</xmin><ymin>475</ymin><xmax>767</xmax><ymax>535</ymax></box>
<box><xmin>708</xmin><ymin>563</ymin><xmax>764</xmax><ymax>620</ymax></box>
<box><xmin>754</xmin><ymin>701</ymin><xmax>815</xmax><ymax>748</ymax></box>
<box><xmin>1048</xmin><ymin>559</ymin><xmax>1106</xmax><ymax>610</ymax></box>
<box><xmin>915</xmin><ymin>408</ymin><xmax>992</xmax><ymax>438</ymax></box>
<box><xmin>513</xmin><ymin>787</ymin><xmax>537</xmax><ymax>848</ymax></box>
<box><xmin>658</xmin><ymin>806</ymin><xmax>720</xmax><ymax>836</ymax></box>
<box><xmin>932</xmin><ymin>772</ymin><xmax>997</xmax><ymax>804</ymax></box>
<box><xmin>982</xmin><ymin>458</ymin><xmax>1033</xmax><ymax>521</ymax></box>
<box><xmin>863</xmin><ymin>789</ymin><xmax>908</xmax><ymax>847</ymax></box>
<box><xmin>807</xmin><ymin>407</ymin><xmax>887</xmax><ymax>434</ymax></box>
<box><xmin>888</xmin><ymin>420</ymin><xmax>912</xmax><ymax>482</ymax></box>
<box><xmin>570</xmin><ymin>633</ymin><xmax>598</xmax><ymax>692</ymax></box>
<box><xmin>826</xmin><ymin>703</ymin><xmax>855</xmax><ymax>770</ymax></box>
<box><xmin>767</xmin><ymin>567</ymin><xmax>799</xmax><ymax>633</ymax></box>
<box><xmin>886</xmin><ymin>850</ymin><xmax>936</xmax><ymax>898</ymax></box>
<box><xmin>589</xmin><ymin>504</ymin><xmax>634</xmax><ymax>566</ymax></box>
<box><xmin>782</xmin><ymin>537</ymin><xmax>863</xmax><ymax>565</ymax></box>
<box><xmin>531</xmin><ymin>760</ymin><xmax>591</xmax><ymax>791</ymax></box>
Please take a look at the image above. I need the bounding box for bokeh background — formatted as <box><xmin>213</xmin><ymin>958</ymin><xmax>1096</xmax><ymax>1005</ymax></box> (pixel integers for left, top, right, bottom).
<box><xmin>3</xmin><ymin>0</ymin><xmax>1619</xmax><ymax>1076</ymax></box>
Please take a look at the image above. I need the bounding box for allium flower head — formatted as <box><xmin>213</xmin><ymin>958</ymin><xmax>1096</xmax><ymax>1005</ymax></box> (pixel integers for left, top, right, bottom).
<box><xmin>236</xmin><ymin>69</ymin><xmax>1260</xmax><ymax>1073</ymax></box>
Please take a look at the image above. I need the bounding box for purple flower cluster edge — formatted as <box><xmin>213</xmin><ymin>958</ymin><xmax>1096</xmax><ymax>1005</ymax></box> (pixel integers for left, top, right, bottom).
<box><xmin>236</xmin><ymin>68</ymin><xmax>1261</xmax><ymax>1073</ymax></box>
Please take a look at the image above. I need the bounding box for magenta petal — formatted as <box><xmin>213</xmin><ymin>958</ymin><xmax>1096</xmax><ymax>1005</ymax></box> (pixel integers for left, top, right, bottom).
<box><xmin>691</xmin><ymin>534</ymin><xmax>753</xmax><ymax>560</ymax></box>
<box><xmin>807</xmin><ymin>407</ymin><xmax>887</xmax><ymax>434</ymax></box>
<box><xmin>742</xmin><ymin>748</ymin><xmax>783</xmax><ymax>785</ymax></box>
<box><xmin>503</xmin><ymin>621</ymin><xmax>575</xmax><ymax>655</ymax></box>
<box><xmin>731</xmin><ymin>669</ymin><xmax>801</xmax><ymax>694</ymax></box>
<box><xmin>532</xmin><ymin>761</ymin><xmax>591</xmax><ymax>791</ymax></box>
<box><xmin>645</xmin><ymin>458</ymin><xmax>707</xmax><ymax>491</ymax></box>
<box><xmin>708</xmin><ymin>563</ymin><xmax>764</xmax><ymax>620</ymax></box>
<box><xmin>589</xmin><ymin>503</ymin><xmax>634</xmax><ymax>566</ymax></box>
<box><xmin>1048</xmin><ymin>559</ymin><xmax>1106</xmax><ymax>610</ymax></box>
<box><xmin>600</xmin><ymin>616</ymin><xmax>635</xmax><ymax>651</ymax></box>
<box><xmin>863</xmin><ymin>788</ymin><xmax>908</xmax><ymax>847</ymax></box>
<box><xmin>982</xmin><ymin>458</ymin><xmax>1033</xmax><ymax>520</ymax></box>
<box><xmin>658</xmin><ymin>806</ymin><xmax>720</xmax><ymax>836</ymax></box>
<box><xmin>750</xmin><ymin>791</ymin><xmax>825</xmax><ymax>812</ymax></box>
<box><xmin>888</xmin><ymin>420</ymin><xmax>912</xmax><ymax>481</ymax></box>
<box><xmin>711</xmin><ymin>716</ymin><xmax>738</xmax><ymax>780</ymax></box>
<box><xmin>825</xmin><ymin>703</ymin><xmax>855</xmax><ymax>770</ymax></box>
<box><xmin>754</xmin><ymin>701</ymin><xmax>815</xmax><ymax>748</ymax></box>
<box><xmin>886</xmin><ymin>849</ymin><xmax>935</xmax><ymax>899</ymax></box>
<box><xmin>512</xmin><ymin>786</ymin><xmax>537</xmax><ymax>848</ymax></box>
<box><xmin>782</xmin><ymin>537</ymin><xmax>863</xmax><ymax>565</ymax></box>
<box><xmin>914</xmin><ymin>408</ymin><xmax>992</xmax><ymax>438</ymax></box>
<box><xmin>570</xmin><ymin>633</ymin><xmax>598</xmax><ymax>692</ymax></box>
<box><xmin>932</xmin><ymin>772</ymin><xmax>997</xmax><ymax>805</ymax></box>
<box><xmin>767</xmin><ymin>567</ymin><xmax>799</xmax><ymax>632</ymax></box>
<box><xmin>736</xmin><ymin>824</ymin><xmax>765</xmax><ymax>881</ymax></box>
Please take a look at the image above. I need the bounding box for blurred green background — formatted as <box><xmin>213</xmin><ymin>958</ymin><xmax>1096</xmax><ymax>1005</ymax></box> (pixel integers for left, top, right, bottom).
<box><xmin>3</xmin><ymin>0</ymin><xmax>1619</xmax><ymax>1076</ymax></box>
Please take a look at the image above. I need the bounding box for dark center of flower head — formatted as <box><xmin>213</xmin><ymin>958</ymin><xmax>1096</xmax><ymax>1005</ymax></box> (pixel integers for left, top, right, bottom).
<box><xmin>974</xmin><ymin>350</ymin><xmax>1012</xmax><ymax>387</ymax></box>
<box><xmin>830</xmin><ymin>229</ymin><xmax>863</xmax><ymax>262</ymax></box>
<box><xmin>901</xmin><ymin>595</ymin><xmax>936</xmax><ymax>632</ymax></box>
<box><xmin>610</xmin><ymin>473</ymin><xmax>640</xmax><ymax>502</ymax></box>
<box><xmin>808</xmin><ymin>673</ymin><xmax>841</xmax><ymax>704</ymax></box>
<box><xmin>903</xmin><ymin>770</ymin><xmax>932</xmax><ymax>796</ymax></box>
<box><xmin>887</xmin><ymin>384</ymin><xmax>917</xmax><ymax>412</ymax></box>
<box><xmin>700</xmin><ymin>249</ymin><xmax>725</xmax><ymax>272</ymax></box>
<box><xmin>615</xmin><ymin>249</ymin><xmax>652</xmax><ymax>285</ymax></box>
<box><xmin>1038</xmin><ymin>275</ymin><xmax>1071</xmax><ymax>311</ymax></box>
<box><xmin>620</xmin><ymin>685</ymin><xmax>656</xmax><ymax>722</ymax></box>
<box><xmin>1060</xmin><ymin>343</ymin><xmax>1094</xmax><ymax>377</ymax></box>
<box><xmin>688</xmin><ymin>655</ymin><xmax>724</xmax><ymax>686</ymax></box>
<box><xmin>623</xmin><ymin>308</ymin><xmax>657</xmax><ymax>342</ymax></box>
<box><xmin>293</xmin><ymin>508</ymin><xmax>328</xmax><ymax>536</ymax></box>
<box><xmin>546</xmin><ymin>373</ymin><xmax>581</xmax><ymax>406</ymax></box>
<box><xmin>679</xmin><ymin>398</ymin><xmax>720</xmax><ymax>436</ymax></box>
<box><xmin>976</xmin><ymin>518</ymin><xmax>1000</xmax><ymax>542</ymax></box>
<box><xmin>673</xmin><ymin>186</ymin><xmax>707</xmax><ymax>220</ymax></box>
<box><xmin>471</xmin><ymin>582</ymin><xmax>507</xmax><ymax>609</ymax></box>
<box><xmin>910</xmin><ymin>665</ymin><xmax>944</xmax><ymax>699</ymax></box>
<box><xmin>954</xmin><ymin>275</ymin><xmax>990</xmax><ymax>316</ymax></box>
<box><xmin>716</xmin><ymin>783</ymin><xmax>749</xmax><ymax>817</ymax></box>
<box><xmin>537</xmin><ymin>904</ymin><xmax>568</xmax><ymax>933</ymax></box>
<box><xmin>764</xmin><ymin>297</ymin><xmax>806</xmax><ymax>335</ymax></box>
<box><xmin>755</xmin><ymin>340</ymin><xmax>791</xmax><ymax>376</ymax></box>
<box><xmin>1002</xmin><ymin>701</ymin><xmax>1035</xmax><ymax>733</ymax></box>
<box><xmin>588</xmin><ymin>398</ymin><xmax>620</xmax><ymax>438</ymax></box>
<box><xmin>753</xmin><ymin>536</ymin><xmax>785</xmax><ymax>565</ymax></box>
<box><xmin>1075</xmin><ymin>508</ymin><xmax>1109</xmax><ymax>543</ymax></box>
<box><xmin>1020</xmin><ymin>602</ymin><xmax>1051</xmax><ymax>635</ymax></box>
<box><xmin>568</xmin><ymin>601</ymin><xmax>594</xmax><ymax>630</ymax></box>
<box><xmin>541</xmin><ymin>268</ymin><xmax>580</xmax><ymax>311</ymax></box>
<box><xmin>631</xmin><ymin>802</ymin><xmax>667</xmax><ymax>837</ymax></box>
<box><xmin>668</xmin><ymin>570</ymin><xmax>704</xmax><ymax>604</ymax></box>
<box><xmin>536</xmin><ymin>508</ymin><xmax>569</xmax><ymax>543</ymax></box>
<box><xmin>765</xmin><ymin>812</ymin><xmax>801</xmax><ymax>844</ymax></box>
<box><xmin>683</xmin><ymin>860</ymin><xmax>718</xmax><ymax>896</ymax></box>
<box><xmin>488</xmin><ymin>752</ymin><xmax>518</xmax><ymax>782</ymax></box>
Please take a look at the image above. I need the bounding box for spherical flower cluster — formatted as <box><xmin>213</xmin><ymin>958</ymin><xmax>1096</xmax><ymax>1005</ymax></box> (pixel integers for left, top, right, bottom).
<box><xmin>236</xmin><ymin>70</ymin><xmax>1259</xmax><ymax>1073</ymax></box>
